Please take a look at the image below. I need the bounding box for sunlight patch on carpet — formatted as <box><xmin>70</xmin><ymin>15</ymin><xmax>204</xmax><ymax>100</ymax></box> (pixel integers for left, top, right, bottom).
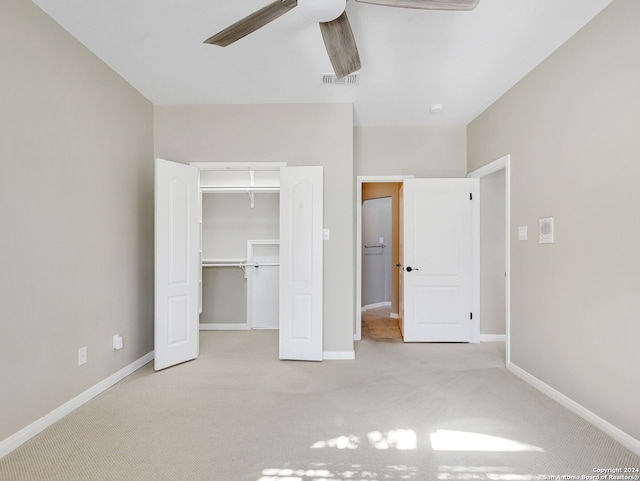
<box><xmin>311</xmin><ymin>429</ymin><xmax>417</xmax><ymax>450</ymax></box>
<box><xmin>430</xmin><ymin>430</ymin><xmax>545</xmax><ymax>452</ymax></box>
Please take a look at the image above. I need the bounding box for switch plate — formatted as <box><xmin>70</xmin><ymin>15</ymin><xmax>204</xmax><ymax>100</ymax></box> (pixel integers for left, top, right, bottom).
<box><xmin>323</xmin><ymin>229</ymin><xmax>330</xmax><ymax>241</ymax></box>
<box><xmin>518</xmin><ymin>226</ymin><xmax>528</xmax><ymax>241</ymax></box>
<box><xmin>78</xmin><ymin>346</ymin><xmax>87</xmax><ymax>366</ymax></box>
<box><xmin>113</xmin><ymin>334</ymin><xmax>123</xmax><ymax>350</ymax></box>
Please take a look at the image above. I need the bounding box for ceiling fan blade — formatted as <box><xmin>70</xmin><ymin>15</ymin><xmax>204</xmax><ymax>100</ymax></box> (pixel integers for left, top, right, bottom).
<box><xmin>319</xmin><ymin>12</ymin><xmax>361</xmax><ymax>80</ymax></box>
<box><xmin>355</xmin><ymin>0</ymin><xmax>479</xmax><ymax>10</ymax></box>
<box><xmin>204</xmin><ymin>0</ymin><xmax>298</xmax><ymax>46</ymax></box>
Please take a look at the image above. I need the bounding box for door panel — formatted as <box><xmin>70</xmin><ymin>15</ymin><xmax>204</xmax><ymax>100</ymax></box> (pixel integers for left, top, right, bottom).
<box><xmin>402</xmin><ymin>178</ymin><xmax>473</xmax><ymax>342</ymax></box>
<box><xmin>155</xmin><ymin>158</ymin><xmax>200</xmax><ymax>370</ymax></box>
<box><xmin>279</xmin><ymin>166</ymin><xmax>323</xmax><ymax>361</ymax></box>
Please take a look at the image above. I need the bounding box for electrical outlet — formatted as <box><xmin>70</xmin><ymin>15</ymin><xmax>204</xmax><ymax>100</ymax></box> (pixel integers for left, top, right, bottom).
<box><xmin>78</xmin><ymin>346</ymin><xmax>87</xmax><ymax>366</ymax></box>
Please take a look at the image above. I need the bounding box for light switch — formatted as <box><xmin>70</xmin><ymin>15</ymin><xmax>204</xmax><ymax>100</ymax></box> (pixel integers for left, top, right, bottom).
<box><xmin>323</xmin><ymin>229</ymin><xmax>330</xmax><ymax>241</ymax></box>
<box><xmin>518</xmin><ymin>226</ymin><xmax>528</xmax><ymax>241</ymax></box>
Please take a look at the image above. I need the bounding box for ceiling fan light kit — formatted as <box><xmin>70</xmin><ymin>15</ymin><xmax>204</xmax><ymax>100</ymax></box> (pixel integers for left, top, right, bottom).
<box><xmin>298</xmin><ymin>0</ymin><xmax>346</xmax><ymax>22</ymax></box>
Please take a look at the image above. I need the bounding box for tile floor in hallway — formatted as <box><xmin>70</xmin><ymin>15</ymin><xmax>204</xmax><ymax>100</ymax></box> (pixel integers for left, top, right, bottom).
<box><xmin>361</xmin><ymin>306</ymin><xmax>402</xmax><ymax>341</ymax></box>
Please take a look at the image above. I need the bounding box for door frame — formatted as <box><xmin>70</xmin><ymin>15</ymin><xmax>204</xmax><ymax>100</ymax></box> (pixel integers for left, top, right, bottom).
<box><xmin>467</xmin><ymin>154</ymin><xmax>511</xmax><ymax>366</ymax></box>
<box><xmin>356</xmin><ymin>175</ymin><xmax>414</xmax><ymax>340</ymax></box>
<box><xmin>357</xmin><ymin>175</ymin><xmax>482</xmax><ymax>342</ymax></box>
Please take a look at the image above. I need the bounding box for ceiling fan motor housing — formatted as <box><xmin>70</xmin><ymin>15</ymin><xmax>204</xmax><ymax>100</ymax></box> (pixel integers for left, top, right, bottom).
<box><xmin>298</xmin><ymin>0</ymin><xmax>347</xmax><ymax>22</ymax></box>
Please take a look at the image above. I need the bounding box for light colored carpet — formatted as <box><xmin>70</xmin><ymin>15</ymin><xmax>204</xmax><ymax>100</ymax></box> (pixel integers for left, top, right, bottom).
<box><xmin>1</xmin><ymin>331</ymin><xmax>639</xmax><ymax>480</ymax></box>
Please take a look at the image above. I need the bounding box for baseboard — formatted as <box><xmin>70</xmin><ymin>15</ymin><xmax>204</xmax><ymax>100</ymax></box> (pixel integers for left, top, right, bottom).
<box><xmin>0</xmin><ymin>351</ymin><xmax>154</xmax><ymax>459</ymax></box>
<box><xmin>509</xmin><ymin>362</ymin><xmax>640</xmax><ymax>456</ymax></box>
<box><xmin>199</xmin><ymin>323</ymin><xmax>249</xmax><ymax>331</ymax></box>
<box><xmin>480</xmin><ymin>334</ymin><xmax>506</xmax><ymax>342</ymax></box>
<box><xmin>323</xmin><ymin>351</ymin><xmax>356</xmax><ymax>360</ymax></box>
<box><xmin>390</xmin><ymin>312</ymin><xmax>399</xmax><ymax>319</ymax></box>
<box><xmin>361</xmin><ymin>302</ymin><xmax>391</xmax><ymax>311</ymax></box>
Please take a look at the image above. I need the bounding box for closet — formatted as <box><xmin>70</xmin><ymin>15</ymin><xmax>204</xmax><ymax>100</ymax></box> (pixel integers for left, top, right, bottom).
<box><xmin>196</xmin><ymin>164</ymin><xmax>283</xmax><ymax>331</ymax></box>
<box><xmin>154</xmin><ymin>158</ymin><xmax>324</xmax><ymax>371</ymax></box>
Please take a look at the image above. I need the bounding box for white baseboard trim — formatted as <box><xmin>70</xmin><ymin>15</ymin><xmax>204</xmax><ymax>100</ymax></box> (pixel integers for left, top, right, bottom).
<box><xmin>200</xmin><ymin>323</ymin><xmax>249</xmax><ymax>331</ymax></box>
<box><xmin>323</xmin><ymin>351</ymin><xmax>356</xmax><ymax>360</ymax></box>
<box><xmin>509</xmin><ymin>362</ymin><xmax>640</xmax><ymax>456</ymax></box>
<box><xmin>361</xmin><ymin>302</ymin><xmax>391</xmax><ymax>311</ymax></box>
<box><xmin>480</xmin><ymin>334</ymin><xmax>506</xmax><ymax>342</ymax></box>
<box><xmin>0</xmin><ymin>351</ymin><xmax>154</xmax><ymax>459</ymax></box>
<box><xmin>390</xmin><ymin>312</ymin><xmax>399</xmax><ymax>319</ymax></box>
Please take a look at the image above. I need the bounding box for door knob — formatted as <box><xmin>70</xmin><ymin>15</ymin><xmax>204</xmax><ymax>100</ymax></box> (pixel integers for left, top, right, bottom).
<box><xmin>406</xmin><ymin>266</ymin><xmax>419</xmax><ymax>272</ymax></box>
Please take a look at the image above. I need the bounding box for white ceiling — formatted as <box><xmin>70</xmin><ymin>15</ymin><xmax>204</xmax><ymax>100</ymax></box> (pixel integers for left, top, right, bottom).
<box><xmin>32</xmin><ymin>0</ymin><xmax>613</xmax><ymax>126</ymax></box>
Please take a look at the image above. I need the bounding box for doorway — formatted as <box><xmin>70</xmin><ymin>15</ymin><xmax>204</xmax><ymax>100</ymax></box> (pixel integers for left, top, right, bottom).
<box><xmin>468</xmin><ymin>154</ymin><xmax>511</xmax><ymax>365</ymax></box>
<box><xmin>356</xmin><ymin>176</ymin><xmax>410</xmax><ymax>340</ymax></box>
<box><xmin>356</xmin><ymin>175</ymin><xmax>481</xmax><ymax>344</ymax></box>
<box><xmin>361</xmin><ymin>185</ymin><xmax>402</xmax><ymax>341</ymax></box>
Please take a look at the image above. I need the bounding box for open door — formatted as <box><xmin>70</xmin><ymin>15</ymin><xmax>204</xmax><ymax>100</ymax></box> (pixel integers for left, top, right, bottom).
<box><xmin>402</xmin><ymin>178</ymin><xmax>476</xmax><ymax>342</ymax></box>
<box><xmin>279</xmin><ymin>166</ymin><xmax>323</xmax><ymax>361</ymax></box>
<box><xmin>154</xmin><ymin>158</ymin><xmax>200</xmax><ymax>370</ymax></box>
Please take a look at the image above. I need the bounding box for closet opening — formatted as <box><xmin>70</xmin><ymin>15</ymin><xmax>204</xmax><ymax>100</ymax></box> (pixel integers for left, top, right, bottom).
<box><xmin>196</xmin><ymin>164</ymin><xmax>283</xmax><ymax>332</ymax></box>
<box><xmin>155</xmin><ymin>159</ymin><xmax>324</xmax><ymax>369</ymax></box>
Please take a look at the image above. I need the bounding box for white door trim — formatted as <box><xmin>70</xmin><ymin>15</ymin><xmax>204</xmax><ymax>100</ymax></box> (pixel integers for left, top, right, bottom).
<box><xmin>468</xmin><ymin>154</ymin><xmax>511</xmax><ymax>366</ymax></box>
<box><xmin>190</xmin><ymin>162</ymin><xmax>287</xmax><ymax>171</ymax></box>
<box><xmin>356</xmin><ymin>175</ymin><xmax>414</xmax><ymax>341</ymax></box>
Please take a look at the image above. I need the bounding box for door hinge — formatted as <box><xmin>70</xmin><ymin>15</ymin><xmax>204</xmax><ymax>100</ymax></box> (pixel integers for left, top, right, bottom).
<box><xmin>470</xmin><ymin>312</ymin><xmax>473</xmax><ymax>320</ymax></box>
<box><xmin>470</xmin><ymin>193</ymin><xmax>473</xmax><ymax>200</ymax></box>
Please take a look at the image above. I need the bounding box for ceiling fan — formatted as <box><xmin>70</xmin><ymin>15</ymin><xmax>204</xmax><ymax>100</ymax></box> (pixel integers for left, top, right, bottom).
<box><xmin>204</xmin><ymin>0</ymin><xmax>480</xmax><ymax>79</ymax></box>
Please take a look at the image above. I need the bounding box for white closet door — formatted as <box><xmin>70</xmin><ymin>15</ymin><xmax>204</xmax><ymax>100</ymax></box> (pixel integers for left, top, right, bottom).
<box><xmin>154</xmin><ymin>158</ymin><xmax>200</xmax><ymax>371</ymax></box>
<box><xmin>279</xmin><ymin>166</ymin><xmax>323</xmax><ymax>361</ymax></box>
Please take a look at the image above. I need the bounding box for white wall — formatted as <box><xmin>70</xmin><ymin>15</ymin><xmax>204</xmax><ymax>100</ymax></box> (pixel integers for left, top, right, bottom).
<box><xmin>468</xmin><ymin>0</ymin><xmax>640</xmax><ymax>442</ymax></box>
<box><xmin>154</xmin><ymin>104</ymin><xmax>354</xmax><ymax>353</ymax></box>
<box><xmin>0</xmin><ymin>0</ymin><xmax>154</xmax><ymax>443</ymax></box>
